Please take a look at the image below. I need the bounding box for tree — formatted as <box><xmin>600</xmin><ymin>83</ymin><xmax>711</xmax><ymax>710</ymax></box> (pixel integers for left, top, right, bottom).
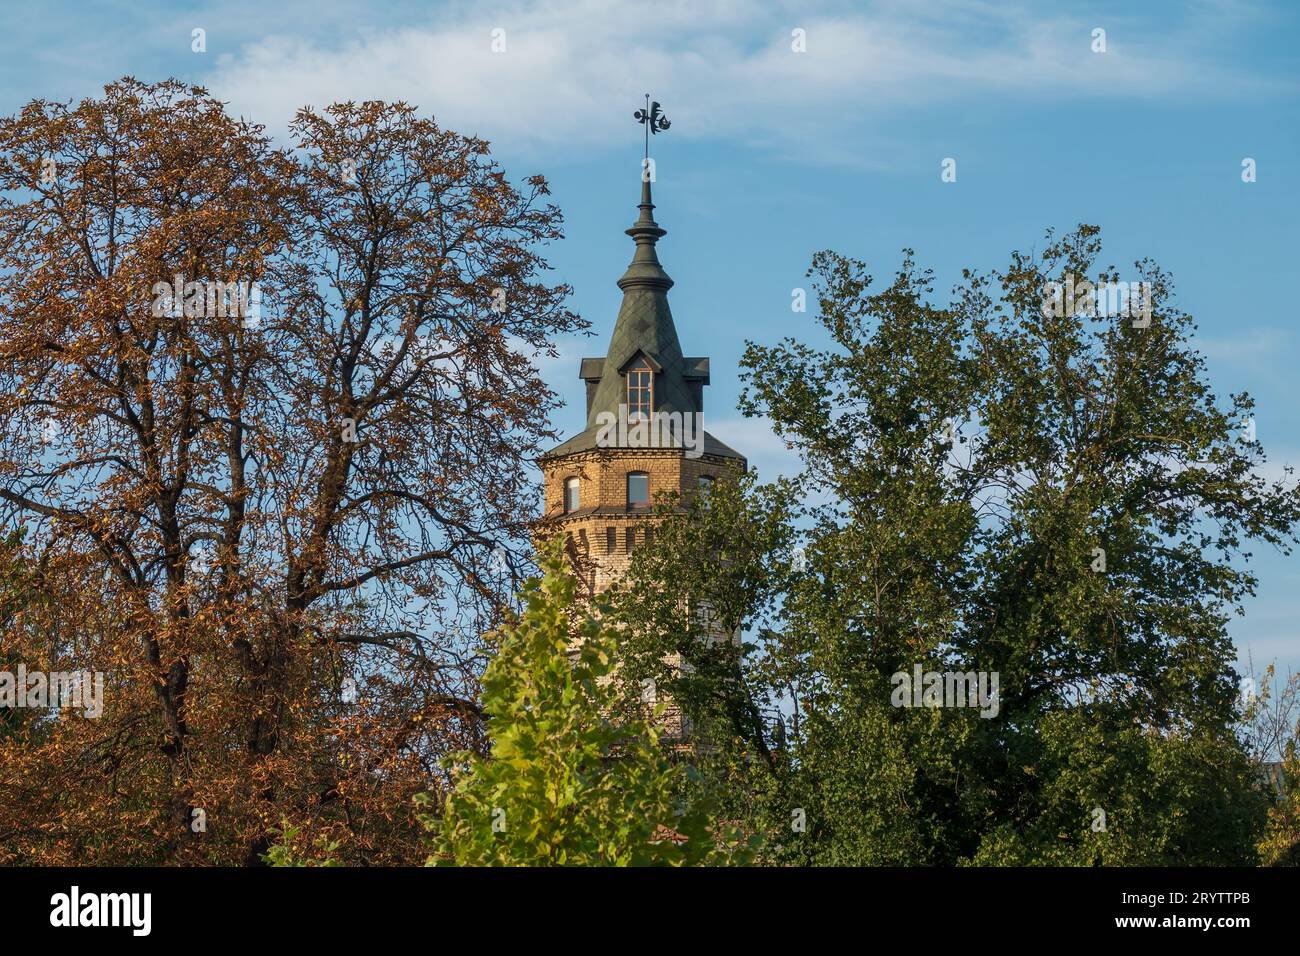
<box><xmin>603</xmin><ymin>470</ymin><xmax>794</xmax><ymax>830</ymax></box>
<box><xmin>0</xmin><ymin>532</ymin><xmax>47</xmax><ymax>750</ymax></box>
<box><xmin>0</xmin><ymin>79</ymin><xmax>584</xmax><ymax>864</ymax></box>
<box><xmin>1244</xmin><ymin>664</ymin><xmax>1300</xmax><ymax>865</ymax></box>
<box><xmin>422</xmin><ymin>540</ymin><xmax>755</xmax><ymax>866</ymax></box>
<box><xmin>1258</xmin><ymin>744</ymin><xmax>1300</xmax><ymax>866</ymax></box>
<box><xmin>620</xmin><ymin>226</ymin><xmax>1297</xmax><ymax>864</ymax></box>
<box><xmin>606</xmin><ymin>472</ymin><xmax>793</xmax><ymax>744</ymax></box>
<box><xmin>738</xmin><ymin>228</ymin><xmax>1298</xmax><ymax>863</ymax></box>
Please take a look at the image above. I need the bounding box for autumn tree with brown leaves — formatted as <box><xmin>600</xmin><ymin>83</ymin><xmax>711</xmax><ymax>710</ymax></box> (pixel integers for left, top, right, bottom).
<box><xmin>0</xmin><ymin>78</ymin><xmax>584</xmax><ymax>864</ymax></box>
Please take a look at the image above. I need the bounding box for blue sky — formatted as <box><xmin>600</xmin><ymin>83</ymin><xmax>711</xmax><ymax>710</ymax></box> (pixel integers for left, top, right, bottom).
<box><xmin>3</xmin><ymin>0</ymin><xmax>1297</xmax><ymax>678</ymax></box>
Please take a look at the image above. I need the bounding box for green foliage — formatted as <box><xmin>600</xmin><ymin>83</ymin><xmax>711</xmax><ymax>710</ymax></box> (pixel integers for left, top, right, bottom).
<box><xmin>261</xmin><ymin>821</ymin><xmax>343</xmax><ymax>867</ymax></box>
<box><xmin>614</xmin><ymin>226</ymin><xmax>1297</xmax><ymax>865</ymax></box>
<box><xmin>964</xmin><ymin>710</ymin><xmax>1268</xmax><ymax>865</ymax></box>
<box><xmin>1246</xmin><ymin>666</ymin><xmax>1300</xmax><ymax>865</ymax></box>
<box><xmin>606</xmin><ymin>473</ymin><xmax>792</xmax><ymax>759</ymax></box>
<box><xmin>1257</xmin><ymin>746</ymin><xmax>1300</xmax><ymax>866</ymax></box>
<box><xmin>601</xmin><ymin>471</ymin><xmax>797</xmax><ymax>846</ymax></box>
<box><xmin>421</xmin><ymin>539</ymin><xmax>756</xmax><ymax>866</ymax></box>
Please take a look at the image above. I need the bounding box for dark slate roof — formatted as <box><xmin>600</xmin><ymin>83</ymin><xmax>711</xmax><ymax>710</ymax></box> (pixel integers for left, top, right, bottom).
<box><xmin>580</xmin><ymin>356</ymin><xmax>708</xmax><ymax>385</ymax></box>
<box><xmin>544</xmin><ymin>176</ymin><xmax>743</xmax><ymax>465</ymax></box>
<box><xmin>541</xmin><ymin>427</ymin><xmax>745</xmax><ymax>461</ymax></box>
<box><xmin>584</xmin><ymin>178</ymin><xmax>702</xmax><ymax>428</ymax></box>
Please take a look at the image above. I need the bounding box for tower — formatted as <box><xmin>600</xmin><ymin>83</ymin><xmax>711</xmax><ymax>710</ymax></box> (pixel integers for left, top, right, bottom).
<box><xmin>537</xmin><ymin>172</ymin><xmax>746</xmax><ymax>603</ymax></box>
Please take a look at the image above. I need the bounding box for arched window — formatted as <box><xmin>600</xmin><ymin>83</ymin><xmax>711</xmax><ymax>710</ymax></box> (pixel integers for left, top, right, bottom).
<box><xmin>627</xmin><ymin>357</ymin><xmax>653</xmax><ymax>420</ymax></box>
<box><xmin>626</xmin><ymin>471</ymin><xmax>649</xmax><ymax>506</ymax></box>
<box><xmin>564</xmin><ymin>477</ymin><xmax>580</xmax><ymax>513</ymax></box>
<box><xmin>698</xmin><ymin>474</ymin><xmax>714</xmax><ymax>499</ymax></box>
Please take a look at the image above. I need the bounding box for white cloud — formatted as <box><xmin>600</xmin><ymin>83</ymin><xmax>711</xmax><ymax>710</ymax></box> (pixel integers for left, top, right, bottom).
<box><xmin>203</xmin><ymin>0</ymin><xmax>1278</xmax><ymax>160</ymax></box>
<box><xmin>1197</xmin><ymin>325</ymin><xmax>1291</xmax><ymax>362</ymax></box>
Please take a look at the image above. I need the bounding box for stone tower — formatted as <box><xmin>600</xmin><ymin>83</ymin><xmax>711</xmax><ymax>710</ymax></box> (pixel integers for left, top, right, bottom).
<box><xmin>537</xmin><ymin>172</ymin><xmax>746</xmax><ymax>601</ymax></box>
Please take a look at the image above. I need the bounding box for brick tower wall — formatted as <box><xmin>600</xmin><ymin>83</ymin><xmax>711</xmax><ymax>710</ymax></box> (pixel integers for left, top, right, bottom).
<box><xmin>538</xmin><ymin>447</ymin><xmax>742</xmax><ymax>593</ymax></box>
<box><xmin>536</xmin><ymin>446</ymin><xmax>745</xmax><ymax>740</ymax></box>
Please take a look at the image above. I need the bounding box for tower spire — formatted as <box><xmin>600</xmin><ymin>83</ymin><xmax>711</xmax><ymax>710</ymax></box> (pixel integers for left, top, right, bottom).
<box><xmin>539</xmin><ymin>101</ymin><xmax>744</xmax><ymax>467</ymax></box>
<box><xmin>618</xmin><ymin>175</ymin><xmax>672</xmax><ymax>292</ymax></box>
<box><xmin>623</xmin><ymin>95</ymin><xmax>672</xmax><ymax>292</ymax></box>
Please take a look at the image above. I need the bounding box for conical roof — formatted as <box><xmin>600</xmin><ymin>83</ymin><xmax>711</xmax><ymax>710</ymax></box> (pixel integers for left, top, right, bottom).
<box><xmin>583</xmin><ymin>176</ymin><xmax>703</xmax><ymax>428</ymax></box>
<box><xmin>543</xmin><ymin>174</ymin><xmax>743</xmax><ymax>462</ymax></box>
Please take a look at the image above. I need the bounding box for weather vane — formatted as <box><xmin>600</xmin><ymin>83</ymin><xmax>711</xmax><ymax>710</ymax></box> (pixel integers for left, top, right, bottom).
<box><xmin>634</xmin><ymin>94</ymin><xmax>670</xmax><ymax>160</ymax></box>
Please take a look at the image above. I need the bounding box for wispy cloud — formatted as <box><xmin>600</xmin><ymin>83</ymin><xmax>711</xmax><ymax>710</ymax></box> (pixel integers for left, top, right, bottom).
<box><xmin>1197</xmin><ymin>325</ymin><xmax>1291</xmax><ymax>362</ymax></box>
<box><xmin>201</xmin><ymin>0</ymin><xmax>1284</xmax><ymax>159</ymax></box>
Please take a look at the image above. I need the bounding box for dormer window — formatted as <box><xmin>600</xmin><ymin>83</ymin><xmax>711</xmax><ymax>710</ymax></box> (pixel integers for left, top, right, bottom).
<box><xmin>564</xmin><ymin>477</ymin><xmax>580</xmax><ymax>513</ymax></box>
<box><xmin>627</xmin><ymin>357</ymin><xmax>653</xmax><ymax>421</ymax></box>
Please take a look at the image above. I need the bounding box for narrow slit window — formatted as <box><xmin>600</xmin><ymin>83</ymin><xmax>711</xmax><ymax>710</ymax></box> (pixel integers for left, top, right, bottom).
<box><xmin>564</xmin><ymin>477</ymin><xmax>580</xmax><ymax>513</ymax></box>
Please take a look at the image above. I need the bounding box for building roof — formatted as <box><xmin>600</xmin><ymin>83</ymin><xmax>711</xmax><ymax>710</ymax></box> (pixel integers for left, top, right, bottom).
<box><xmin>584</xmin><ymin>176</ymin><xmax>701</xmax><ymax>429</ymax></box>
<box><xmin>543</xmin><ymin>174</ymin><xmax>743</xmax><ymax>463</ymax></box>
<box><xmin>541</xmin><ymin>427</ymin><xmax>745</xmax><ymax>461</ymax></box>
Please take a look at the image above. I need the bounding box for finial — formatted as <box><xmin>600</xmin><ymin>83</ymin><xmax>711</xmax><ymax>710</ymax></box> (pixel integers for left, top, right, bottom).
<box><xmin>633</xmin><ymin>94</ymin><xmax>670</xmax><ymax>161</ymax></box>
<box><xmin>620</xmin><ymin>97</ymin><xmax>672</xmax><ymax>293</ymax></box>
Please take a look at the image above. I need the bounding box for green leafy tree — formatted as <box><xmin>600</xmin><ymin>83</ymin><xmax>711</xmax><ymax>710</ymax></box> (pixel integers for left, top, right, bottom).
<box><xmin>1258</xmin><ymin>746</ymin><xmax>1300</xmax><ymax>866</ymax></box>
<box><xmin>603</xmin><ymin>471</ymin><xmax>795</xmax><ymax>841</ymax></box>
<box><xmin>262</xmin><ymin>820</ymin><xmax>343</xmax><ymax>867</ymax></box>
<box><xmin>618</xmin><ymin>226</ymin><xmax>1296</xmax><ymax>865</ymax></box>
<box><xmin>1244</xmin><ymin>665</ymin><xmax>1300</xmax><ymax>865</ymax></box>
<box><xmin>421</xmin><ymin>540</ymin><xmax>755</xmax><ymax>866</ymax></box>
<box><xmin>733</xmin><ymin>226</ymin><xmax>1297</xmax><ymax>864</ymax></box>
